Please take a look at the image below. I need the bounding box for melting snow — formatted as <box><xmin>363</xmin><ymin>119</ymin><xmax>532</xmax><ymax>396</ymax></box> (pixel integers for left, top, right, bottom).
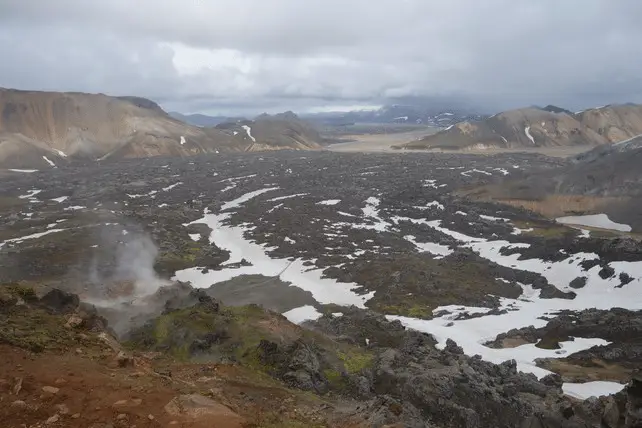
<box><xmin>9</xmin><ymin>169</ymin><xmax>38</xmax><ymax>173</ymax></box>
<box><xmin>282</xmin><ymin>305</ymin><xmax>323</xmax><ymax>324</ymax></box>
<box><xmin>385</xmin><ymin>218</ymin><xmax>642</xmax><ymax>379</ymax></box>
<box><xmin>0</xmin><ymin>228</ymin><xmax>66</xmax><ymax>249</ymax></box>
<box><xmin>493</xmin><ymin>168</ymin><xmax>510</xmax><ymax>176</ymax></box>
<box><xmin>162</xmin><ymin>182</ymin><xmax>183</xmax><ymax>192</ymax></box>
<box><xmin>42</xmin><ymin>156</ymin><xmax>56</xmax><ymax>167</ymax></box>
<box><xmin>268</xmin><ymin>193</ymin><xmax>308</xmax><ymax>202</ymax></box>
<box><xmin>127</xmin><ymin>190</ymin><xmax>158</xmax><ymax>199</ymax></box>
<box><xmin>556</xmin><ymin>214</ymin><xmax>632</xmax><ymax>232</ymax></box>
<box><xmin>318</xmin><ymin>199</ymin><xmax>341</xmax><ymax>206</ymax></box>
<box><xmin>512</xmin><ymin>226</ymin><xmax>534</xmax><ymax>235</ymax></box>
<box><xmin>19</xmin><ymin>189</ymin><xmax>42</xmax><ymax>199</ymax></box>
<box><xmin>562</xmin><ymin>381</ymin><xmax>626</xmax><ymax>400</ymax></box>
<box><xmin>54</xmin><ymin>149</ymin><xmax>67</xmax><ymax>158</ymax></box>
<box><xmin>189</xmin><ymin>233</ymin><xmax>201</xmax><ymax>242</ymax></box>
<box><xmin>415</xmin><ymin>201</ymin><xmax>445</xmax><ymax>211</ymax></box>
<box><xmin>242</xmin><ymin>125</ymin><xmax>256</xmax><ymax>142</ymax></box>
<box><xmin>180</xmin><ymin>136</ymin><xmax>186</xmax><ymax>145</ymax></box>
<box><xmin>461</xmin><ymin>169</ymin><xmax>492</xmax><ymax>177</ymax></box>
<box><xmin>404</xmin><ymin>235</ymin><xmax>452</xmax><ymax>258</ymax></box>
<box><xmin>51</xmin><ymin>196</ymin><xmax>69</xmax><ymax>203</ymax></box>
<box><xmin>173</xmin><ymin>189</ymin><xmax>373</xmax><ymax>308</ymax></box>
<box><xmin>479</xmin><ymin>214</ymin><xmax>509</xmax><ymax>222</ymax></box>
<box><xmin>524</xmin><ymin>126</ymin><xmax>535</xmax><ymax>144</ymax></box>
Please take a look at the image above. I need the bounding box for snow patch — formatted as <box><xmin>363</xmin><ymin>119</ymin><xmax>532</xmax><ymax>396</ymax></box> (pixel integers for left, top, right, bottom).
<box><xmin>318</xmin><ymin>199</ymin><xmax>341</xmax><ymax>206</ymax></box>
<box><xmin>162</xmin><ymin>182</ymin><xmax>183</xmax><ymax>192</ymax></box>
<box><xmin>42</xmin><ymin>156</ymin><xmax>56</xmax><ymax>167</ymax></box>
<box><xmin>562</xmin><ymin>381</ymin><xmax>626</xmax><ymax>400</ymax></box>
<box><xmin>404</xmin><ymin>235</ymin><xmax>452</xmax><ymax>258</ymax></box>
<box><xmin>173</xmin><ymin>189</ymin><xmax>373</xmax><ymax>308</ymax></box>
<box><xmin>479</xmin><ymin>214</ymin><xmax>509</xmax><ymax>222</ymax></box>
<box><xmin>524</xmin><ymin>126</ymin><xmax>535</xmax><ymax>144</ymax></box>
<box><xmin>415</xmin><ymin>201</ymin><xmax>445</xmax><ymax>211</ymax></box>
<box><xmin>268</xmin><ymin>193</ymin><xmax>308</xmax><ymax>202</ymax></box>
<box><xmin>8</xmin><ymin>169</ymin><xmax>38</xmax><ymax>173</ymax></box>
<box><xmin>19</xmin><ymin>189</ymin><xmax>42</xmax><ymax>199</ymax></box>
<box><xmin>282</xmin><ymin>306</ymin><xmax>323</xmax><ymax>324</ymax></box>
<box><xmin>556</xmin><ymin>214</ymin><xmax>632</xmax><ymax>232</ymax></box>
<box><xmin>242</xmin><ymin>125</ymin><xmax>256</xmax><ymax>142</ymax></box>
<box><xmin>0</xmin><ymin>228</ymin><xmax>66</xmax><ymax>249</ymax></box>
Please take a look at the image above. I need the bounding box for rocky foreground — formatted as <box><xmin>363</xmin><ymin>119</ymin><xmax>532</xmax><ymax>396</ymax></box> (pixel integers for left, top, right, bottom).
<box><xmin>1</xmin><ymin>285</ymin><xmax>641</xmax><ymax>428</ymax></box>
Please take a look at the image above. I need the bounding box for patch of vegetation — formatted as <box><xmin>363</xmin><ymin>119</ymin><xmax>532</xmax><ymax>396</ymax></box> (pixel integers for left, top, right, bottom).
<box><xmin>337</xmin><ymin>350</ymin><xmax>373</xmax><ymax>374</ymax></box>
<box><xmin>512</xmin><ymin>220</ymin><xmax>573</xmax><ymax>239</ymax></box>
<box><xmin>4</xmin><ymin>284</ymin><xmax>38</xmax><ymax>301</ymax></box>
<box><xmin>249</xmin><ymin>411</ymin><xmax>329</xmax><ymax>428</ymax></box>
<box><xmin>127</xmin><ymin>301</ymin><xmax>288</xmax><ymax>367</ymax></box>
<box><xmin>322</xmin><ymin>368</ymin><xmax>344</xmax><ymax>389</ymax></box>
<box><xmin>0</xmin><ymin>288</ymin><xmax>101</xmax><ymax>354</ymax></box>
<box><xmin>373</xmin><ymin>302</ymin><xmax>433</xmax><ymax>319</ymax></box>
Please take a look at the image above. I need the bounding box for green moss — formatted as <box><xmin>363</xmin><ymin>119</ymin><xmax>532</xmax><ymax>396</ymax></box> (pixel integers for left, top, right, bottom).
<box><xmin>512</xmin><ymin>220</ymin><xmax>572</xmax><ymax>238</ymax></box>
<box><xmin>407</xmin><ymin>304</ymin><xmax>432</xmax><ymax>318</ymax></box>
<box><xmin>0</xmin><ymin>305</ymin><xmax>100</xmax><ymax>354</ymax></box>
<box><xmin>373</xmin><ymin>302</ymin><xmax>434</xmax><ymax>319</ymax></box>
<box><xmin>337</xmin><ymin>350</ymin><xmax>373</xmax><ymax>374</ymax></box>
<box><xmin>322</xmin><ymin>368</ymin><xmax>344</xmax><ymax>389</ymax></box>
<box><xmin>5</xmin><ymin>284</ymin><xmax>38</xmax><ymax>301</ymax></box>
<box><xmin>252</xmin><ymin>412</ymin><xmax>328</xmax><ymax>428</ymax></box>
<box><xmin>128</xmin><ymin>303</ymin><xmax>278</xmax><ymax>365</ymax></box>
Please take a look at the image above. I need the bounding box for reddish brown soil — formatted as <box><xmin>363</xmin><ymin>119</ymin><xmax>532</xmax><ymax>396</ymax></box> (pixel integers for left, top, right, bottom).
<box><xmin>0</xmin><ymin>344</ymin><xmax>344</xmax><ymax>428</ymax></box>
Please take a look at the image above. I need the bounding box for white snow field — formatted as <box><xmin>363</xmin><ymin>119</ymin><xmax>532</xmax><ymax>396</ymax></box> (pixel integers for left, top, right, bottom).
<box><xmin>556</xmin><ymin>214</ymin><xmax>632</xmax><ymax>232</ymax></box>
<box><xmin>173</xmin><ymin>188</ymin><xmax>374</xmax><ymax>308</ymax></box>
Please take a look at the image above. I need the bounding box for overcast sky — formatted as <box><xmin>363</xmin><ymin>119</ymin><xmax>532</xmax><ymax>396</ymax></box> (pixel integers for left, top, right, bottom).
<box><xmin>1</xmin><ymin>0</ymin><xmax>642</xmax><ymax>115</ymax></box>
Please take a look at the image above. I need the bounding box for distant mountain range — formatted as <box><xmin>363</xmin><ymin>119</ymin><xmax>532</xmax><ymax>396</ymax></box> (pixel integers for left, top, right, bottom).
<box><xmin>0</xmin><ymin>89</ymin><xmax>324</xmax><ymax>169</ymax></box>
<box><xmin>398</xmin><ymin>104</ymin><xmax>642</xmax><ymax>150</ymax></box>
<box><xmin>168</xmin><ymin>112</ymin><xmax>243</xmax><ymax>127</ymax></box>
<box><xmin>301</xmin><ymin>104</ymin><xmax>485</xmax><ymax>127</ymax></box>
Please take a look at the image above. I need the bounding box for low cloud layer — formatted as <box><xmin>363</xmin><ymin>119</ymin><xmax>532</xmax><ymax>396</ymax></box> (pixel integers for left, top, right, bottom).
<box><xmin>2</xmin><ymin>0</ymin><xmax>642</xmax><ymax>114</ymax></box>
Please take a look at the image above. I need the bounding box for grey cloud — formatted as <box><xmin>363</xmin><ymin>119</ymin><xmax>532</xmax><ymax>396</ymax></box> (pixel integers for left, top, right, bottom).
<box><xmin>1</xmin><ymin>0</ymin><xmax>642</xmax><ymax>115</ymax></box>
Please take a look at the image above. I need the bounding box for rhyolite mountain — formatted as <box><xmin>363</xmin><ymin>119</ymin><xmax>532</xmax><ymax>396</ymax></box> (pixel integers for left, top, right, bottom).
<box><xmin>214</xmin><ymin>111</ymin><xmax>324</xmax><ymax>151</ymax></box>
<box><xmin>0</xmin><ymin>88</ymin><xmax>323</xmax><ymax>169</ymax></box>
<box><xmin>399</xmin><ymin>104</ymin><xmax>642</xmax><ymax>150</ymax></box>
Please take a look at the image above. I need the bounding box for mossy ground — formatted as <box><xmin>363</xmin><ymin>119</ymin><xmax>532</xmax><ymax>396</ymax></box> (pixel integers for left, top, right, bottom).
<box><xmin>511</xmin><ymin>220</ymin><xmax>576</xmax><ymax>239</ymax></box>
<box><xmin>0</xmin><ymin>286</ymin><xmax>105</xmax><ymax>354</ymax></box>
<box><xmin>361</xmin><ymin>253</ymin><xmax>518</xmax><ymax>318</ymax></box>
